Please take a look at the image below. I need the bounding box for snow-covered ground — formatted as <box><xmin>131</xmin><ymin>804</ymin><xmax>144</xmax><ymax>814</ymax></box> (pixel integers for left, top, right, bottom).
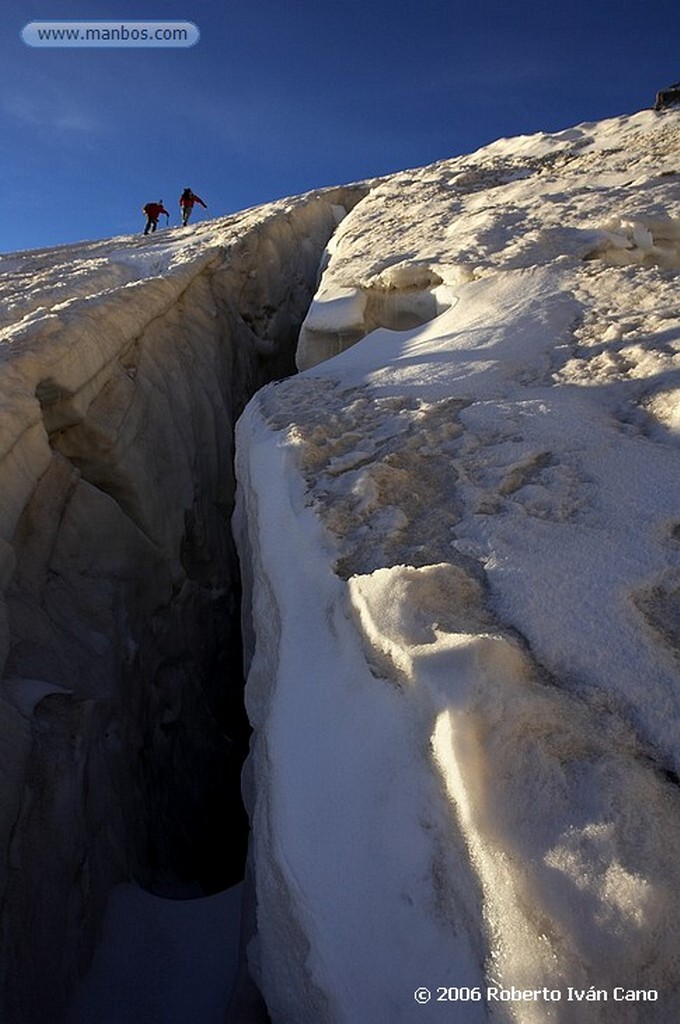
<box><xmin>66</xmin><ymin>883</ymin><xmax>243</xmax><ymax>1024</ymax></box>
<box><xmin>235</xmin><ymin>108</ymin><xmax>680</xmax><ymax>1022</ymax></box>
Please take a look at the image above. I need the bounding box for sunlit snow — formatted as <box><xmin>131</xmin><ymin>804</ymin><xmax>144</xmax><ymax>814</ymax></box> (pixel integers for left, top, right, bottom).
<box><xmin>235</xmin><ymin>108</ymin><xmax>680</xmax><ymax>1023</ymax></box>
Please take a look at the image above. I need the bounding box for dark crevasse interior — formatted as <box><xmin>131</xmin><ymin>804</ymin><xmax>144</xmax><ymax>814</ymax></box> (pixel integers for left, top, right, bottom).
<box><xmin>0</xmin><ymin>185</ymin><xmax>368</xmax><ymax>1024</ymax></box>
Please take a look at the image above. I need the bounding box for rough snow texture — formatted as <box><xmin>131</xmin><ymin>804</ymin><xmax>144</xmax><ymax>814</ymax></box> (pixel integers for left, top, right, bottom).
<box><xmin>235</xmin><ymin>109</ymin><xmax>680</xmax><ymax>1022</ymax></box>
<box><xmin>0</xmin><ymin>185</ymin><xmax>365</xmax><ymax>1021</ymax></box>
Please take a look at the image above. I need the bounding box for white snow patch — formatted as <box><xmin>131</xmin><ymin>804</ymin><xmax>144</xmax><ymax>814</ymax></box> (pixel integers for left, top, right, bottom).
<box><xmin>66</xmin><ymin>883</ymin><xmax>243</xmax><ymax>1024</ymax></box>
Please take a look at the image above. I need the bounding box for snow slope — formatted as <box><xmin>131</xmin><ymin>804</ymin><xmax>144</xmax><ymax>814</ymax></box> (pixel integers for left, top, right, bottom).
<box><xmin>234</xmin><ymin>108</ymin><xmax>680</xmax><ymax>1022</ymax></box>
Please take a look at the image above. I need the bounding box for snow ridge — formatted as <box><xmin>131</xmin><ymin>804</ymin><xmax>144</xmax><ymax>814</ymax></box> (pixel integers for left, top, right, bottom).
<box><xmin>235</xmin><ymin>108</ymin><xmax>680</xmax><ymax>1022</ymax></box>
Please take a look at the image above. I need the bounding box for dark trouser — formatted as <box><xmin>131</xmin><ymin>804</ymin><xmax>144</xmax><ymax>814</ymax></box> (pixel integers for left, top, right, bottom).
<box><xmin>181</xmin><ymin>206</ymin><xmax>192</xmax><ymax>226</ymax></box>
<box><xmin>144</xmin><ymin>217</ymin><xmax>158</xmax><ymax>235</ymax></box>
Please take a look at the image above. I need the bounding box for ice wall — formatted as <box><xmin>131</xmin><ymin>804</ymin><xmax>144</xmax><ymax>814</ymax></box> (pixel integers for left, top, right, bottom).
<box><xmin>0</xmin><ymin>185</ymin><xmax>366</xmax><ymax>1022</ymax></box>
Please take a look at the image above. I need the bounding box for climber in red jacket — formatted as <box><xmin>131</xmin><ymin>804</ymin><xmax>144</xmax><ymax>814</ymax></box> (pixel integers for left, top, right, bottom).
<box><xmin>142</xmin><ymin>200</ymin><xmax>169</xmax><ymax>235</ymax></box>
<box><xmin>179</xmin><ymin>188</ymin><xmax>207</xmax><ymax>226</ymax></box>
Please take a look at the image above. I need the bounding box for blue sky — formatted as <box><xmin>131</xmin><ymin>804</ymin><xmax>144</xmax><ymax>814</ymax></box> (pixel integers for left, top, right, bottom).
<box><xmin>1</xmin><ymin>0</ymin><xmax>678</xmax><ymax>254</ymax></box>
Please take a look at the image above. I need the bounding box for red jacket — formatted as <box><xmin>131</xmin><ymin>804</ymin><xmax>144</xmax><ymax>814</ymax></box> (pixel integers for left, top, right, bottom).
<box><xmin>143</xmin><ymin>202</ymin><xmax>169</xmax><ymax>219</ymax></box>
<box><xmin>179</xmin><ymin>192</ymin><xmax>206</xmax><ymax>209</ymax></box>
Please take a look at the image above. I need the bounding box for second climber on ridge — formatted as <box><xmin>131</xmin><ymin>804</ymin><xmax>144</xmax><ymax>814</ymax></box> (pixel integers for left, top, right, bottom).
<box><xmin>142</xmin><ymin>200</ymin><xmax>169</xmax><ymax>234</ymax></box>
<box><xmin>179</xmin><ymin>188</ymin><xmax>207</xmax><ymax>226</ymax></box>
